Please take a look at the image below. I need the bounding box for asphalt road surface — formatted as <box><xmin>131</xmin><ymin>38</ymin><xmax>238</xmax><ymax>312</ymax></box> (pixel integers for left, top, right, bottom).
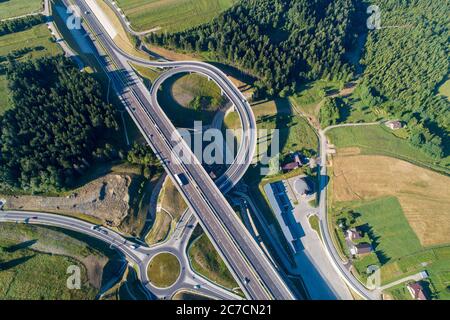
<box><xmin>64</xmin><ymin>0</ymin><xmax>296</xmax><ymax>300</ymax></box>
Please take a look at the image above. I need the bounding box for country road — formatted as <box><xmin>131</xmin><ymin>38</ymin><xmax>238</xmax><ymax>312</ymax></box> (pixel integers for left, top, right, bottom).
<box><xmin>0</xmin><ymin>210</ymin><xmax>241</xmax><ymax>300</ymax></box>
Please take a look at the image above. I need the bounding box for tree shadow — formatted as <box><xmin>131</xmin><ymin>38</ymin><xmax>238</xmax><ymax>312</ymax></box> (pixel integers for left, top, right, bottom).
<box><xmin>5</xmin><ymin>240</ymin><xmax>38</xmax><ymax>253</ymax></box>
<box><xmin>206</xmin><ymin>61</ymin><xmax>257</xmax><ymax>89</ymax></box>
<box><xmin>100</xmin><ymin>259</ymin><xmax>127</xmax><ymax>291</ymax></box>
<box><xmin>359</xmin><ymin>223</ymin><xmax>390</xmax><ymax>265</ymax></box>
<box><xmin>419</xmin><ymin>280</ymin><xmax>435</xmax><ymax>300</ymax></box>
<box><xmin>317</xmin><ymin>174</ymin><xmax>330</xmax><ymax>193</ymax></box>
<box><xmin>0</xmin><ymin>255</ymin><xmax>35</xmax><ymax>271</ymax></box>
<box><xmin>271</xmin><ymin>98</ymin><xmax>294</xmax><ymax>155</ymax></box>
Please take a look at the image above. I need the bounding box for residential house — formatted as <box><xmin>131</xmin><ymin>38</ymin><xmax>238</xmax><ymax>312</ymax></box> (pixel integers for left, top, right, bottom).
<box><xmin>350</xmin><ymin>243</ymin><xmax>373</xmax><ymax>256</ymax></box>
<box><xmin>346</xmin><ymin>228</ymin><xmax>362</xmax><ymax>241</ymax></box>
<box><xmin>385</xmin><ymin>120</ymin><xmax>403</xmax><ymax>130</ymax></box>
<box><xmin>407</xmin><ymin>282</ymin><xmax>427</xmax><ymax>300</ymax></box>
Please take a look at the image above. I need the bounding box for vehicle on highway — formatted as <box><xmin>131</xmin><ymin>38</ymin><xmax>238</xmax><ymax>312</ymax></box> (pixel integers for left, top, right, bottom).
<box><xmin>174</xmin><ymin>173</ymin><xmax>189</xmax><ymax>186</ymax></box>
<box><xmin>194</xmin><ymin>284</ymin><xmax>201</xmax><ymax>289</ymax></box>
<box><xmin>91</xmin><ymin>225</ymin><xmax>108</xmax><ymax>235</ymax></box>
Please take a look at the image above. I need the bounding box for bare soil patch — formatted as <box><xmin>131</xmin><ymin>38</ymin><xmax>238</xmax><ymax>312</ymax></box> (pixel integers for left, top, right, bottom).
<box><xmin>2</xmin><ymin>174</ymin><xmax>137</xmax><ymax>227</ymax></box>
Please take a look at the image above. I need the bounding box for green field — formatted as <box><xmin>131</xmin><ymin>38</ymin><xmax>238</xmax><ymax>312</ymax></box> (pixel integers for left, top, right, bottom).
<box><xmin>438</xmin><ymin>76</ymin><xmax>450</xmax><ymax>100</ymax></box>
<box><xmin>224</xmin><ymin>98</ymin><xmax>318</xmax><ymax>160</ymax></box>
<box><xmin>0</xmin><ymin>0</ymin><xmax>42</xmax><ymax>20</ymax></box>
<box><xmin>172</xmin><ymin>290</ymin><xmax>212</xmax><ymax>300</ymax></box>
<box><xmin>146</xmin><ymin>178</ymin><xmax>187</xmax><ymax>245</ymax></box>
<box><xmin>332</xmin><ymin>197</ymin><xmax>450</xmax><ymax>300</ymax></box>
<box><xmin>326</xmin><ymin>125</ymin><xmax>448</xmax><ymax>174</ymax></box>
<box><xmin>308</xmin><ymin>214</ymin><xmax>321</xmax><ymax>239</ymax></box>
<box><xmin>334</xmin><ymin>197</ymin><xmax>422</xmax><ymax>264</ymax></box>
<box><xmin>189</xmin><ymin>233</ymin><xmax>238</xmax><ymax>289</ymax></box>
<box><xmin>158</xmin><ymin>73</ymin><xmax>225</xmax><ymax>128</ymax></box>
<box><xmin>147</xmin><ymin>253</ymin><xmax>181</xmax><ymax>288</ymax></box>
<box><xmin>290</xmin><ymin>79</ymin><xmax>343</xmax><ymax>119</ymax></box>
<box><xmin>0</xmin><ymin>23</ymin><xmax>61</xmax><ymax>114</ymax></box>
<box><xmin>115</xmin><ymin>0</ymin><xmax>237</xmax><ymax>33</ymax></box>
<box><xmin>258</xmin><ymin>112</ymin><xmax>318</xmax><ymax>160</ymax></box>
<box><xmin>0</xmin><ymin>223</ymin><xmax>120</xmax><ymax>299</ymax></box>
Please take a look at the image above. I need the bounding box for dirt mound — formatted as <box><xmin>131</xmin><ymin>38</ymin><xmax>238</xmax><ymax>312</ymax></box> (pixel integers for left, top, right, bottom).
<box><xmin>3</xmin><ymin>174</ymin><xmax>134</xmax><ymax>226</ymax></box>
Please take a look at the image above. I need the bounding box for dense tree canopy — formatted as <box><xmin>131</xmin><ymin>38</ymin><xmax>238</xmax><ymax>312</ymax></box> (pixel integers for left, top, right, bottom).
<box><xmin>148</xmin><ymin>0</ymin><xmax>358</xmax><ymax>97</ymax></box>
<box><xmin>320</xmin><ymin>97</ymin><xmax>341</xmax><ymax>127</ymax></box>
<box><xmin>0</xmin><ymin>15</ymin><xmax>46</xmax><ymax>36</ymax></box>
<box><xmin>360</xmin><ymin>0</ymin><xmax>449</xmax><ymax>159</ymax></box>
<box><xmin>0</xmin><ymin>56</ymin><xmax>120</xmax><ymax>193</ymax></box>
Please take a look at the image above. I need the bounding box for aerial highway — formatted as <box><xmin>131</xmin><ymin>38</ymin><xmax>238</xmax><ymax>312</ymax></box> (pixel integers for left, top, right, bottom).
<box><xmin>61</xmin><ymin>0</ymin><xmax>296</xmax><ymax>300</ymax></box>
<box><xmin>0</xmin><ymin>210</ymin><xmax>241</xmax><ymax>300</ymax></box>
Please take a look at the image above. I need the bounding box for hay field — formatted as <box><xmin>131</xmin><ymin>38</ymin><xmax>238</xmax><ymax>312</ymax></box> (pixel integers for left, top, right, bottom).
<box><xmin>332</xmin><ymin>154</ymin><xmax>450</xmax><ymax>247</ymax></box>
<box><xmin>0</xmin><ymin>0</ymin><xmax>42</xmax><ymax>20</ymax></box>
<box><xmin>115</xmin><ymin>0</ymin><xmax>237</xmax><ymax>32</ymax></box>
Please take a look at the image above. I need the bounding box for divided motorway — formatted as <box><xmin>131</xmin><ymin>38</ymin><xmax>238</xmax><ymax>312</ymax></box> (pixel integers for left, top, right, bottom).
<box><xmin>69</xmin><ymin>0</ymin><xmax>296</xmax><ymax>300</ymax></box>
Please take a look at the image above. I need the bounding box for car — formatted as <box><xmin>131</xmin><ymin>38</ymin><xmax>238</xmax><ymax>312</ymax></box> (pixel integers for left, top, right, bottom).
<box><xmin>243</xmin><ymin>277</ymin><xmax>250</xmax><ymax>285</ymax></box>
<box><xmin>91</xmin><ymin>225</ymin><xmax>108</xmax><ymax>235</ymax></box>
<box><xmin>129</xmin><ymin>244</ymin><xmax>138</xmax><ymax>249</ymax></box>
<box><xmin>174</xmin><ymin>173</ymin><xmax>188</xmax><ymax>186</ymax></box>
<box><xmin>0</xmin><ymin>199</ymin><xmax>5</xmax><ymax>209</ymax></box>
<box><xmin>193</xmin><ymin>284</ymin><xmax>201</xmax><ymax>289</ymax></box>
<box><xmin>84</xmin><ymin>11</ymin><xmax>90</xmax><ymax>14</ymax></box>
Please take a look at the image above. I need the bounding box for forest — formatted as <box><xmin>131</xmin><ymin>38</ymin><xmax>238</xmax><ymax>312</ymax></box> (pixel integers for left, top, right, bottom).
<box><xmin>0</xmin><ymin>56</ymin><xmax>120</xmax><ymax>193</ymax></box>
<box><xmin>147</xmin><ymin>0</ymin><xmax>448</xmax><ymax>161</ymax></box>
<box><xmin>147</xmin><ymin>0</ymin><xmax>359</xmax><ymax>97</ymax></box>
<box><xmin>359</xmin><ymin>0</ymin><xmax>449</xmax><ymax>159</ymax></box>
<box><xmin>0</xmin><ymin>15</ymin><xmax>46</xmax><ymax>36</ymax></box>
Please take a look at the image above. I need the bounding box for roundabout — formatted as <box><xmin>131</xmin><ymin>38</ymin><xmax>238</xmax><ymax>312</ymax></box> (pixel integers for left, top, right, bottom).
<box><xmin>147</xmin><ymin>252</ymin><xmax>181</xmax><ymax>289</ymax></box>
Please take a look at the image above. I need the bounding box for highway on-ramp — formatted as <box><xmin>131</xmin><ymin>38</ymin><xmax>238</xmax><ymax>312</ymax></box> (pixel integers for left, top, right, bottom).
<box><xmin>65</xmin><ymin>0</ymin><xmax>296</xmax><ymax>300</ymax></box>
<box><xmin>0</xmin><ymin>210</ymin><xmax>241</xmax><ymax>300</ymax></box>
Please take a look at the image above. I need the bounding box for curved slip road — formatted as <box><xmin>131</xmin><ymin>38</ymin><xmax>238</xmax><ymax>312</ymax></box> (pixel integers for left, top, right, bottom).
<box><xmin>0</xmin><ymin>210</ymin><xmax>241</xmax><ymax>300</ymax></box>
<box><xmin>57</xmin><ymin>0</ymin><xmax>296</xmax><ymax>300</ymax></box>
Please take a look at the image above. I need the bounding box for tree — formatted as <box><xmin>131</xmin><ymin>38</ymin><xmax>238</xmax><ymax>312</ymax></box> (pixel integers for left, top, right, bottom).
<box><xmin>319</xmin><ymin>97</ymin><xmax>341</xmax><ymax>127</ymax></box>
<box><xmin>147</xmin><ymin>0</ymin><xmax>357</xmax><ymax>97</ymax></box>
<box><xmin>0</xmin><ymin>56</ymin><xmax>119</xmax><ymax>193</ymax></box>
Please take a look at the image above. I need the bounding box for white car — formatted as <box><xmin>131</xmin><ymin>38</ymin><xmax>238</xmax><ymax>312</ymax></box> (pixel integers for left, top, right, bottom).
<box><xmin>0</xmin><ymin>199</ymin><xmax>5</xmax><ymax>209</ymax></box>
